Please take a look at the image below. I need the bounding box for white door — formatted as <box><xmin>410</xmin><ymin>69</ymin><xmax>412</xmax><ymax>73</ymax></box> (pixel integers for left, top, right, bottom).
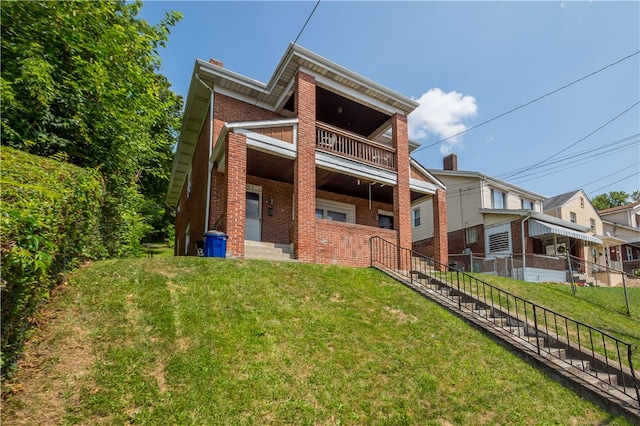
<box><xmin>245</xmin><ymin>190</ymin><xmax>261</xmax><ymax>241</ymax></box>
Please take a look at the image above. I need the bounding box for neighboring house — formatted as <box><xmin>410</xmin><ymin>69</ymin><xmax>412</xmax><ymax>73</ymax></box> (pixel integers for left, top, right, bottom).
<box><xmin>598</xmin><ymin>202</ymin><xmax>640</xmax><ymax>275</ymax></box>
<box><xmin>166</xmin><ymin>44</ymin><xmax>448</xmax><ymax>267</ymax></box>
<box><xmin>543</xmin><ymin>189</ymin><xmax>623</xmax><ymax>268</ymax></box>
<box><xmin>412</xmin><ymin>154</ymin><xmax>603</xmax><ymax>283</ymax></box>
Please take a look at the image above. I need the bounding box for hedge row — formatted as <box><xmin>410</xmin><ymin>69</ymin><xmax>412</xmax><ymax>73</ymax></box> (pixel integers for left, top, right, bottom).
<box><xmin>1</xmin><ymin>147</ymin><xmax>105</xmax><ymax>372</ymax></box>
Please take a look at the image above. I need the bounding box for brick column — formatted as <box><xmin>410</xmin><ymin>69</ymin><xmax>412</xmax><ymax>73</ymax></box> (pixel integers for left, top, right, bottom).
<box><xmin>293</xmin><ymin>71</ymin><xmax>317</xmax><ymax>262</ymax></box>
<box><xmin>392</xmin><ymin>114</ymin><xmax>411</xmax><ymax>248</ymax></box>
<box><xmin>433</xmin><ymin>188</ymin><xmax>449</xmax><ymax>270</ymax></box>
<box><xmin>225</xmin><ymin>132</ymin><xmax>247</xmax><ymax>258</ymax></box>
<box><xmin>392</xmin><ymin>113</ymin><xmax>412</xmax><ymax>270</ymax></box>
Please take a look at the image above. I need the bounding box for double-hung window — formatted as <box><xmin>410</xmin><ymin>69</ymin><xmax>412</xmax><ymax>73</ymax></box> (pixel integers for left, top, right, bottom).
<box><xmin>521</xmin><ymin>199</ymin><xmax>534</xmax><ymax>210</ymax></box>
<box><xmin>491</xmin><ymin>189</ymin><xmax>506</xmax><ymax>209</ymax></box>
<box><xmin>412</xmin><ymin>208</ymin><xmax>421</xmax><ymax>228</ymax></box>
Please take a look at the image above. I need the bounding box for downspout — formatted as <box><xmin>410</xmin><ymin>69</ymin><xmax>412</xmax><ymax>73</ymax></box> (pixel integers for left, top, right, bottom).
<box><xmin>521</xmin><ymin>212</ymin><xmax>532</xmax><ymax>279</ymax></box>
<box><xmin>196</xmin><ymin>73</ymin><xmax>214</xmax><ymax>232</ymax></box>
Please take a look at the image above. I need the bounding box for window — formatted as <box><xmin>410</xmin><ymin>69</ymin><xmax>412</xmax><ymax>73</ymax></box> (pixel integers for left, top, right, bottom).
<box><xmin>491</xmin><ymin>189</ymin><xmax>506</xmax><ymax>209</ymax></box>
<box><xmin>315</xmin><ymin>198</ymin><xmax>354</xmax><ymax>223</ymax></box>
<box><xmin>187</xmin><ymin>170</ymin><xmax>192</xmax><ymax>197</ymax></box>
<box><xmin>412</xmin><ymin>208</ymin><xmax>421</xmax><ymax>228</ymax></box>
<box><xmin>466</xmin><ymin>227</ymin><xmax>477</xmax><ymax>244</ymax></box>
<box><xmin>590</xmin><ymin>218</ymin><xmax>595</xmax><ymax>231</ymax></box>
<box><xmin>580</xmin><ymin>197</ymin><xmax>584</xmax><ymax>208</ymax></box>
<box><xmin>378</xmin><ymin>214</ymin><xmax>394</xmax><ymax>229</ymax></box>
<box><xmin>185</xmin><ymin>223</ymin><xmax>190</xmax><ymax>255</ymax></box>
<box><xmin>626</xmin><ymin>247</ymin><xmax>633</xmax><ymax>261</ymax></box>
<box><xmin>315</xmin><ymin>208</ymin><xmax>347</xmax><ymax>222</ymax></box>
<box><xmin>635</xmin><ymin>214</ymin><xmax>640</xmax><ymax>228</ymax></box>
<box><xmin>570</xmin><ymin>212</ymin><xmax>577</xmax><ymax>223</ymax></box>
<box><xmin>488</xmin><ymin>232</ymin><xmax>510</xmax><ymax>253</ymax></box>
<box><xmin>521</xmin><ymin>199</ymin><xmax>534</xmax><ymax>210</ymax></box>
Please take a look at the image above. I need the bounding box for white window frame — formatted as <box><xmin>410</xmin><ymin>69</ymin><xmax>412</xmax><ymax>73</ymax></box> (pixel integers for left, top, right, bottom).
<box><xmin>412</xmin><ymin>208</ymin><xmax>421</xmax><ymax>228</ymax></box>
<box><xmin>521</xmin><ymin>199</ymin><xmax>534</xmax><ymax>210</ymax></box>
<box><xmin>315</xmin><ymin>198</ymin><xmax>355</xmax><ymax>223</ymax></box>
<box><xmin>185</xmin><ymin>223</ymin><xmax>190</xmax><ymax>255</ymax></box>
<box><xmin>466</xmin><ymin>227</ymin><xmax>477</xmax><ymax>244</ymax></box>
<box><xmin>186</xmin><ymin>167</ymin><xmax>192</xmax><ymax>198</ymax></box>
<box><xmin>491</xmin><ymin>189</ymin><xmax>506</xmax><ymax>209</ymax></box>
<box><xmin>484</xmin><ymin>223</ymin><xmax>512</xmax><ymax>257</ymax></box>
<box><xmin>570</xmin><ymin>212</ymin><xmax>577</xmax><ymax>223</ymax></box>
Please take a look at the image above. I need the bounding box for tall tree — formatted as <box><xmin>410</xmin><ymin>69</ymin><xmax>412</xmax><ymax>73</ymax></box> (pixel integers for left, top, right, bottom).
<box><xmin>590</xmin><ymin>191</ymin><xmax>631</xmax><ymax>211</ymax></box>
<box><xmin>1</xmin><ymin>0</ymin><xmax>182</xmax><ymax>255</ymax></box>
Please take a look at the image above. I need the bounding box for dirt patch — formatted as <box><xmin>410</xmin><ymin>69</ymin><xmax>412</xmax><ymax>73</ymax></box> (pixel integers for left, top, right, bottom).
<box><xmin>383</xmin><ymin>306</ymin><xmax>419</xmax><ymax>324</ymax></box>
<box><xmin>1</xmin><ymin>294</ymin><xmax>95</xmax><ymax>425</ymax></box>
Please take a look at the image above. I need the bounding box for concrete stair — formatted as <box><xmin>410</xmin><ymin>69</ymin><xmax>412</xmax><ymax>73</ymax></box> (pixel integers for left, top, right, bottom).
<box><xmin>378</xmin><ymin>263</ymin><xmax>640</xmax><ymax>420</ymax></box>
<box><xmin>244</xmin><ymin>240</ymin><xmax>295</xmax><ymax>262</ymax></box>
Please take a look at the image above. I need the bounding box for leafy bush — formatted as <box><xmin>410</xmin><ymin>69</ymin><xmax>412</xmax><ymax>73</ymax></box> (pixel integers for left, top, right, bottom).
<box><xmin>1</xmin><ymin>147</ymin><xmax>105</xmax><ymax>373</ymax></box>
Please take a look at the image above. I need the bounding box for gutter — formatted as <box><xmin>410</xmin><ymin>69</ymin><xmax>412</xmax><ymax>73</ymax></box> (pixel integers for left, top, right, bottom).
<box><xmin>196</xmin><ymin>73</ymin><xmax>214</xmax><ymax>233</ymax></box>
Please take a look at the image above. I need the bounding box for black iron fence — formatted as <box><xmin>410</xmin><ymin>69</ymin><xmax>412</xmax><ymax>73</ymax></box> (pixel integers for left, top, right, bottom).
<box><xmin>370</xmin><ymin>237</ymin><xmax>640</xmax><ymax>407</ymax></box>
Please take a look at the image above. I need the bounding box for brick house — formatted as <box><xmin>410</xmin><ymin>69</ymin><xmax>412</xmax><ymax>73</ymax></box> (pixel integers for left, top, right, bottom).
<box><xmin>166</xmin><ymin>44</ymin><xmax>448</xmax><ymax>267</ymax></box>
<box><xmin>598</xmin><ymin>202</ymin><xmax>640</xmax><ymax>275</ymax></box>
<box><xmin>412</xmin><ymin>154</ymin><xmax>604</xmax><ymax>282</ymax></box>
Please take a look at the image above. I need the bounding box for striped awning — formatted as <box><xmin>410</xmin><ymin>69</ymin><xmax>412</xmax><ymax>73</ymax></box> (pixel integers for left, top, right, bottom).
<box><xmin>529</xmin><ymin>220</ymin><xmax>602</xmax><ymax>244</ymax></box>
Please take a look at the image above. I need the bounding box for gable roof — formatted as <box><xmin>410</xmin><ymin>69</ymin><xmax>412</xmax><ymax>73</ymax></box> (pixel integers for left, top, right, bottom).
<box><xmin>542</xmin><ymin>189</ymin><xmax>583</xmax><ymax>211</ymax></box>
<box><xmin>599</xmin><ymin>201</ymin><xmax>640</xmax><ymax>215</ymax></box>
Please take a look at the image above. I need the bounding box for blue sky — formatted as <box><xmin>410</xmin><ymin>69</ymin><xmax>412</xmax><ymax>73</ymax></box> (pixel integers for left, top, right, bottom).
<box><xmin>139</xmin><ymin>1</ymin><xmax>639</xmax><ymax>199</ymax></box>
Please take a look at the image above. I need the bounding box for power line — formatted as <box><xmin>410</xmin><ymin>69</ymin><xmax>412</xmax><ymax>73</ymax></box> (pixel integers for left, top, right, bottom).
<box><xmin>423</xmin><ymin>134</ymin><xmax>639</xmax><ymax>196</ymax></box>
<box><xmin>412</xmin><ymin>50</ymin><xmax>640</xmax><ymax>153</ymax></box>
<box><xmin>573</xmin><ymin>162</ymin><xmax>639</xmax><ymax>192</ymax></box>
<box><xmin>293</xmin><ymin>1</ymin><xmax>320</xmax><ymax>46</ymax></box>
<box><xmin>499</xmin><ymin>101</ymin><xmax>640</xmax><ymax>181</ymax></box>
<box><xmin>233</xmin><ymin>0</ymin><xmax>321</xmax><ymax>125</ymax></box>
<box><xmin>586</xmin><ymin>171</ymin><xmax>640</xmax><ymax>196</ymax></box>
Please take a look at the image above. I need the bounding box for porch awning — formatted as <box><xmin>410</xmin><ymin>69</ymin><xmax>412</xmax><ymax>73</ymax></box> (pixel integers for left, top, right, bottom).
<box><xmin>529</xmin><ymin>220</ymin><xmax>603</xmax><ymax>244</ymax></box>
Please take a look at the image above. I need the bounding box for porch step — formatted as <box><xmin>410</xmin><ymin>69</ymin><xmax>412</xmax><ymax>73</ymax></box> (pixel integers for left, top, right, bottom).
<box><xmin>244</xmin><ymin>240</ymin><xmax>296</xmax><ymax>261</ymax></box>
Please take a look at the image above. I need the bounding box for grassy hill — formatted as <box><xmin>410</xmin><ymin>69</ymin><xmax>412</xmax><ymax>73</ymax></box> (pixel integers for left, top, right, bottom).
<box><xmin>2</xmin><ymin>257</ymin><xmax>635</xmax><ymax>425</ymax></box>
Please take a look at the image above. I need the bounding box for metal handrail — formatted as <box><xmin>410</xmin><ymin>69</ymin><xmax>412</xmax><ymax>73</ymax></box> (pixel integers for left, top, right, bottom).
<box><xmin>369</xmin><ymin>236</ymin><xmax>640</xmax><ymax>405</ymax></box>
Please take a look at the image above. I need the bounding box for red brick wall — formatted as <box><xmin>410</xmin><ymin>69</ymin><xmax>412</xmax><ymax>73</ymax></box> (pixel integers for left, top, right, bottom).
<box><xmin>174</xmin><ymin>111</ymin><xmax>211</xmax><ymax>256</ymax></box>
<box><xmin>246</xmin><ymin>176</ymin><xmax>294</xmax><ymax>245</ymax></box>
<box><xmin>433</xmin><ymin>188</ymin><xmax>448</xmax><ymax>269</ymax></box>
<box><xmin>315</xmin><ymin>220</ymin><xmax>397</xmax><ymax>267</ymax></box>
<box><xmin>293</xmin><ymin>71</ymin><xmax>317</xmax><ymax>262</ymax></box>
<box><xmin>446</xmin><ymin>225</ymin><xmax>485</xmax><ymax>256</ymax></box>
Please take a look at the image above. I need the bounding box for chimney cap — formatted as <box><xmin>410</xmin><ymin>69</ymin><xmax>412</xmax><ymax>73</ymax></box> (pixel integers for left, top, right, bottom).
<box><xmin>209</xmin><ymin>58</ymin><xmax>223</xmax><ymax>68</ymax></box>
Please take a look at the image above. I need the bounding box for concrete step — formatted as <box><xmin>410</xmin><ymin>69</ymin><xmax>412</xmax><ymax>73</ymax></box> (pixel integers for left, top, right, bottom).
<box><xmin>244</xmin><ymin>241</ymin><xmax>295</xmax><ymax>261</ymax></box>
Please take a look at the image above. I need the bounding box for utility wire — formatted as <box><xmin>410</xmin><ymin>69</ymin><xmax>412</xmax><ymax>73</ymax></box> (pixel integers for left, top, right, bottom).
<box><xmin>425</xmin><ymin>134</ymin><xmax>639</xmax><ymax>196</ymax></box>
<box><xmin>412</xmin><ymin>50</ymin><xmax>640</xmax><ymax>153</ymax></box>
<box><xmin>572</xmin><ymin>162</ymin><xmax>640</xmax><ymax>192</ymax></box>
<box><xmin>586</xmin><ymin>171</ymin><xmax>640</xmax><ymax>196</ymax></box>
<box><xmin>293</xmin><ymin>0</ymin><xmax>320</xmax><ymax>46</ymax></box>
<box><xmin>234</xmin><ymin>0</ymin><xmax>321</xmax><ymax>125</ymax></box>
<box><xmin>499</xmin><ymin>101</ymin><xmax>640</xmax><ymax>180</ymax></box>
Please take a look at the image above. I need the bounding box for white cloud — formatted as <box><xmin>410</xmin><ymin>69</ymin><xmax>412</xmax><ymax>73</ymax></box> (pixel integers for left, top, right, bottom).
<box><xmin>408</xmin><ymin>88</ymin><xmax>478</xmax><ymax>155</ymax></box>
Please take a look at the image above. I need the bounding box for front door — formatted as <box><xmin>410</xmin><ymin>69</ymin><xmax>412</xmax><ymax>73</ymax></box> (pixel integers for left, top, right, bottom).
<box><xmin>245</xmin><ymin>188</ymin><xmax>261</xmax><ymax>241</ymax></box>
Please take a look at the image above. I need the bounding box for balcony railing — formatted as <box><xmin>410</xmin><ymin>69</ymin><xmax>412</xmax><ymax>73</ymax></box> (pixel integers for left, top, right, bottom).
<box><xmin>316</xmin><ymin>122</ymin><xmax>396</xmax><ymax>171</ymax></box>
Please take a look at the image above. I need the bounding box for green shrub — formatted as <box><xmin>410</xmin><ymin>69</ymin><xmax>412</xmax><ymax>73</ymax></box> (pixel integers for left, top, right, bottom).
<box><xmin>1</xmin><ymin>147</ymin><xmax>105</xmax><ymax>373</ymax></box>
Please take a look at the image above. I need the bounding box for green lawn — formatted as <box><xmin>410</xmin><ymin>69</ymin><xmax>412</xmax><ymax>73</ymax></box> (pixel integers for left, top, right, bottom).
<box><xmin>3</xmin><ymin>257</ymin><xmax>635</xmax><ymax>425</ymax></box>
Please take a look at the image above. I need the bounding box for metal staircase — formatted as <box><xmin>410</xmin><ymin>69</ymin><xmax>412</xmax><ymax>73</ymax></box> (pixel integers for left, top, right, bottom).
<box><xmin>370</xmin><ymin>237</ymin><xmax>640</xmax><ymax>421</ymax></box>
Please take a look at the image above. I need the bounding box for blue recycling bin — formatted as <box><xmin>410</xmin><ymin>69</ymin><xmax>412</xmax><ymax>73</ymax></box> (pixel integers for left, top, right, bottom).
<box><xmin>204</xmin><ymin>231</ymin><xmax>227</xmax><ymax>258</ymax></box>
